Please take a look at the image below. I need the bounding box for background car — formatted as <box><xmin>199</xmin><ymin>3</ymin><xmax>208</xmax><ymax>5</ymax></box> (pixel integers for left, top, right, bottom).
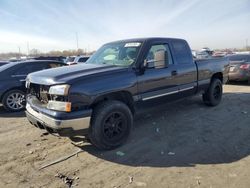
<box><xmin>66</xmin><ymin>55</ymin><xmax>90</xmax><ymax>65</ymax></box>
<box><xmin>196</xmin><ymin>51</ymin><xmax>212</xmax><ymax>59</ymax></box>
<box><xmin>33</xmin><ymin>56</ymin><xmax>66</xmax><ymax>63</ymax></box>
<box><xmin>0</xmin><ymin>60</ymin><xmax>65</xmax><ymax>112</ymax></box>
<box><xmin>228</xmin><ymin>54</ymin><xmax>250</xmax><ymax>83</ymax></box>
<box><xmin>0</xmin><ymin>61</ymin><xmax>9</xmax><ymax>66</ymax></box>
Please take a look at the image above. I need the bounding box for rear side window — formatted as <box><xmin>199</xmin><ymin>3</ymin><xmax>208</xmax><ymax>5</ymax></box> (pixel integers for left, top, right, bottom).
<box><xmin>172</xmin><ymin>40</ymin><xmax>192</xmax><ymax>64</ymax></box>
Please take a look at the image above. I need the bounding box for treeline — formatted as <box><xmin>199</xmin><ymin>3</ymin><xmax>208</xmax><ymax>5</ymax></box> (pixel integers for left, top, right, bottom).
<box><xmin>0</xmin><ymin>48</ymin><xmax>95</xmax><ymax>61</ymax></box>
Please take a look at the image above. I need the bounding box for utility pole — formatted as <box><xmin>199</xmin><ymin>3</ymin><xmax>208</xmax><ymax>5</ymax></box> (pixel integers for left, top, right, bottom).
<box><xmin>246</xmin><ymin>39</ymin><xmax>248</xmax><ymax>50</ymax></box>
<box><xmin>75</xmin><ymin>32</ymin><xmax>79</xmax><ymax>50</ymax></box>
<box><xmin>18</xmin><ymin>46</ymin><xmax>21</xmax><ymax>59</ymax></box>
<box><xmin>27</xmin><ymin>41</ymin><xmax>30</xmax><ymax>56</ymax></box>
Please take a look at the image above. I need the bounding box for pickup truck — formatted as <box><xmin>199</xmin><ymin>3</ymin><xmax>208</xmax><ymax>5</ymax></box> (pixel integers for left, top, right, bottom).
<box><xmin>25</xmin><ymin>37</ymin><xmax>229</xmax><ymax>150</ymax></box>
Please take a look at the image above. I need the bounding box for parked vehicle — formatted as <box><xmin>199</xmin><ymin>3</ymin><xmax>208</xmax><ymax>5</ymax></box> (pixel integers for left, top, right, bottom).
<box><xmin>227</xmin><ymin>54</ymin><xmax>250</xmax><ymax>83</ymax></box>
<box><xmin>34</xmin><ymin>56</ymin><xmax>66</xmax><ymax>63</ymax></box>
<box><xmin>0</xmin><ymin>60</ymin><xmax>65</xmax><ymax>112</ymax></box>
<box><xmin>25</xmin><ymin>37</ymin><xmax>229</xmax><ymax>150</ymax></box>
<box><xmin>0</xmin><ymin>61</ymin><xmax>9</xmax><ymax>66</ymax></box>
<box><xmin>196</xmin><ymin>51</ymin><xmax>211</xmax><ymax>59</ymax></box>
<box><xmin>66</xmin><ymin>55</ymin><xmax>90</xmax><ymax>65</ymax></box>
<box><xmin>212</xmin><ymin>51</ymin><xmax>227</xmax><ymax>57</ymax></box>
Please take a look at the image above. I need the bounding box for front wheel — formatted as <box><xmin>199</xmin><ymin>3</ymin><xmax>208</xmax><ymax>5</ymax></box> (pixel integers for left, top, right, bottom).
<box><xmin>89</xmin><ymin>100</ymin><xmax>133</xmax><ymax>150</ymax></box>
<box><xmin>2</xmin><ymin>89</ymin><xmax>26</xmax><ymax>112</ymax></box>
<box><xmin>203</xmin><ymin>78</ymin><xmax>222</xmax><ymax>106</ymax></box>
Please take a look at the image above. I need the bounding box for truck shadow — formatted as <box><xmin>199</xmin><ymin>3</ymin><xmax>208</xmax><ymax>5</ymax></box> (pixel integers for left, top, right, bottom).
<box><xmin>74</xmin><ymin>92</ymin><xmax>250</xmax><ymax>167</ymax></box>
<box><xmin>0</xmin><ymin>106</ymin><xmax>25</xmax><ymax>118</ymax></box>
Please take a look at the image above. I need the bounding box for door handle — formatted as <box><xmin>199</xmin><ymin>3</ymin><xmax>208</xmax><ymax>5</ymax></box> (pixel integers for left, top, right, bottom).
<box><xmin>171</xmin><ymin>70</ymin><xmax>178</xmax><ymax>76</ymax></box>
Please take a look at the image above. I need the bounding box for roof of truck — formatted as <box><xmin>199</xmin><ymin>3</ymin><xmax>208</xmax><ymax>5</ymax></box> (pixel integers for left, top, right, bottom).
<box><xmin>106</xmin><ymin>37</ymin><xmax>186</xmax><ymax>45</ymax></box>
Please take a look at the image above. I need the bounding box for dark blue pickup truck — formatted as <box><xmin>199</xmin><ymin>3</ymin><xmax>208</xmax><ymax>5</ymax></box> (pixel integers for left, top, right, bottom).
<box><xmin>25</xmin><ymin>38</ymin><xmax>229</xmax><ymax>150</ymax></box>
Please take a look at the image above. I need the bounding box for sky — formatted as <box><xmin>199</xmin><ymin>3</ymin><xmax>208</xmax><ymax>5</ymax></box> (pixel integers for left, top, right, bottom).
<box><xmin>0</xmin><ymin>0</ymin><xmax>249</xmax><ymax>53</ymax></box>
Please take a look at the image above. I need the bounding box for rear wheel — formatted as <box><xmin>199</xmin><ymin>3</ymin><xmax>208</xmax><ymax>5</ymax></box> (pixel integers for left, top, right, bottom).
<box><xmin>89</xmin><ymin>100</ymin><xmax>133</xmax><ymax>150</ymax></box>
<box><xmin>2</xmin><ymin>90</ymin><xmax>26</xmax><ymax>112</ymax></box>
<box><xmin>203</xmin><ymin>78</ymin><xmax>222</xmax><ymax>106</ymax></box>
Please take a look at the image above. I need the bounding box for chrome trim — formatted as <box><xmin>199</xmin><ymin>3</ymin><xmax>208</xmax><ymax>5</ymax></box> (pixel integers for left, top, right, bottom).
<box><xmin>142</xmin><ymin>90</ymin><xmax>178</xmax><ymax>101</ymax></box>
<box><xmin>11</xmin><ymin>75</ymin><xmax>26</xmax><ymax>77</ymax></box>
<box><xmin>26</xmin><ymin>103</ymin><xmax>90</xmax><ymax>130</ymax></box>
<box><xmin>179</xmin><ymin>86</ymin><xmax>194</xmax><ymax>92</ymax></box>
<box><xmin>142</xmin><ymin>86</ymin><xmax>194</xmax><ymax>101</ymax></box>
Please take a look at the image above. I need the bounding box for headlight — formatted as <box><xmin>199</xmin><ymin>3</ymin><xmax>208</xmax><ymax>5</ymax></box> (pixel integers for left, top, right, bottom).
<box><xmin>47</xmin><ymin>101</ymin><xmax>71</xmax><ymax>112</ymax></box>
<box><xmin>49</xmin><ymin>84</ymin><xmax>70</xmax><ymax>96</ymax></box>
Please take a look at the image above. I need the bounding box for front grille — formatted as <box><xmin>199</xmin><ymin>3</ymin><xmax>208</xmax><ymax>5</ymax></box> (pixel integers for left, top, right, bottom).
<box><xmin>29</xmin><ymin>84</ymin><xmax>50</xmax><ymax>104</ymax></box>
<box><xmin>29</xmin><ymin>83</ymin><xmax>68</xmax><ymax>104</ymax></box>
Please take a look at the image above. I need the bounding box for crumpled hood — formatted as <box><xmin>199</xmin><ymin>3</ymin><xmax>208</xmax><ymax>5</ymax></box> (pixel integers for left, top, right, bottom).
<box><xmin>26</xmin><ymin>63</ymin><xmax>127</xmax><ymax>85</ymax></box>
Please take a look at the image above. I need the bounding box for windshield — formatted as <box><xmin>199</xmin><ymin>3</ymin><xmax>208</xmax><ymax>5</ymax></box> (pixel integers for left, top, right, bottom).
<box><xmin>86</xmin><ymin>42</ymin><xmax>142</xmax><ymax>66</ymax></box>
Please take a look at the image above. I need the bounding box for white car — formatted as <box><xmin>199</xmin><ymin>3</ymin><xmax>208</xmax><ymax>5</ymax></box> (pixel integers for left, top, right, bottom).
<box><xmin>66</xmin><ymin>56</ymin><xmax>90</xmax><ymax>65</ymax></box>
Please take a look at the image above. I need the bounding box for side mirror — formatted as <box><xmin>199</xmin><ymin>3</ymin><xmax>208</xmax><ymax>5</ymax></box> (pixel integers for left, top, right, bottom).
<box><xmin>143</xmin><ymin>50</ymin><xmax>169</xmax><ymax>69</ymax></box>
<box><xmin>154</xmin><ymin>50</ymin><xmax>167</xmax><ymax>69</ymax></box>
<box><xmin>143</xmin><ymin>59</ymin><xmax>155</xmax><ymax>69</ymax></box>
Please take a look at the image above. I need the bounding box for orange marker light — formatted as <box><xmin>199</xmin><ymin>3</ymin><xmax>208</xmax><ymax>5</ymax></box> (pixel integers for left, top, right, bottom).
<box><xmin>65</xmin><ymin>102</ymin><xmax>72</xmax><ymax>112</ymax></box>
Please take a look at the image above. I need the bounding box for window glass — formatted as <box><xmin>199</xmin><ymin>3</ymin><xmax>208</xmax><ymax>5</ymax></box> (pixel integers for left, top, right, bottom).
<box><xmin>48</xmin><ymin>63</ymin><xmax>64</xmax><ymax>68</ymax></box>
<box><xmin>172</xmin><ymin>41</ymin><xmax>192</xmax><ymax>64</ymax></box>
<box><xmin>146</xmin><ymin>44</ymin><xmax>173</xmax><ymax>68</ymax></box>
<box><xmin>78</xmin><ymin>57</ymin><xmax>89</xmax><ymax>62</ymax></box>
<box><xmin>66</xmin><ymin>57</ymin><xmax>75</xmax><ymax>62</ymax></box>
<box><xmin>86</xmin><ymin>42</ymin><xmax>141</xmax><ymax>66</ymax></box>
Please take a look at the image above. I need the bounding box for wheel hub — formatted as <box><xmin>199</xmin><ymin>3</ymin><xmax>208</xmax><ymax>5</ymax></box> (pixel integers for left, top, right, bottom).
<box><xmin>6</xmin><ymin>92</ymin><xmax>25</xmax><ymax>110</ymax></box>
<box><xmin>103</xmin><ymin>112</ymin><xmax>126</xmax><ymax>140</ymax></box>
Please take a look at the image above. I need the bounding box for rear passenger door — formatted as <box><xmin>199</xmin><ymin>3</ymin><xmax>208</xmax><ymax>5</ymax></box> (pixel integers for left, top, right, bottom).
<box><xmin>170</xmin><ymin>40</ymin><xmax>197</xmax><ymax>97</ymax></box>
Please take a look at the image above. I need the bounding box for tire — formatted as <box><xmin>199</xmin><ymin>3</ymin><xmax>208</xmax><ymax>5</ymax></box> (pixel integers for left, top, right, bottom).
<box><xmin>202</xmin><ymin>78</ymin><xmax>222</xmax><ymax>106</ymax></box>
<box><xmin>89</xmin><ymin>100</ymin><xmax>133</xmax><ymax>150</ymax></box>
<box><xmin>2</xmin><ymin>90</ymin><xmax>26</xmax><ymax>112</ymax></box>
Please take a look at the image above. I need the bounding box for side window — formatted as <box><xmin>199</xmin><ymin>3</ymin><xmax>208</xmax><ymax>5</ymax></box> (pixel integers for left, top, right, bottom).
<box><xmin>172</xmin><ymin>41</ymin><xmax>192</xmax><ymax>64</ymax></box>
<box><xmin>146</xmin><ymin>44</ymin><xmax>173</xmax><ymax>68</ymax></box>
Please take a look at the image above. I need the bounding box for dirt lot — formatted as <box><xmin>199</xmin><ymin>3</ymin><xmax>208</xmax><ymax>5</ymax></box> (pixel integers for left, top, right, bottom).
<box><xmin>0</xmin><ymin>84</ymin><xmax>250</xmax><ymax>188</ymax></box>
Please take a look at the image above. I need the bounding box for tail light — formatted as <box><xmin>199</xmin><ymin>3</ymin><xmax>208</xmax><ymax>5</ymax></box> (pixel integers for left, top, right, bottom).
<box><xmin>240</xmin><ymin>64</ymin><xmax>250</xmax><ymax>70</ymax></box>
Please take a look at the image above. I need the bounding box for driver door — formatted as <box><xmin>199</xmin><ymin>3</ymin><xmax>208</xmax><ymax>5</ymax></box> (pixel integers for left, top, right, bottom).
<box><xmin>137</xmin><ymin>43</ymin><xmax>179</xmax><ymax>101</ymax></box>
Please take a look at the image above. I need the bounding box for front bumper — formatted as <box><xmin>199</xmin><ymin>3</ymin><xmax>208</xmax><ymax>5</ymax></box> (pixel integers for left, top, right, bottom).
<box><xmin>25</xmin><ymin>98</ymin><xmax>92</xmax><ymax>137</ymax></box>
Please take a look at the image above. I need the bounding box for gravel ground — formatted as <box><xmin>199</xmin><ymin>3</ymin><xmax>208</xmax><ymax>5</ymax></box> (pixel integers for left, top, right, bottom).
<box><xmin>0</xmin><ymin>84</ymin><xmax>250</xmax><ymax>188</ymax></box>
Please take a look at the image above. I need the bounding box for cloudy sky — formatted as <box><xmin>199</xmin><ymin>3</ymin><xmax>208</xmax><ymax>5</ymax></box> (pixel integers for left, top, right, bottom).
<box><xmin>0</xmin><ymin>0</ymin><xmax>249</xmax><ymax>53</ymax></box>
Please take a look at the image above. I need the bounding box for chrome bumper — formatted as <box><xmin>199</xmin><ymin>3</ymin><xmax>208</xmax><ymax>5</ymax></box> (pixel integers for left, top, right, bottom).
<box><xmin>26</xmin><ymin>103</ymin><xmax>90</xmax><ymax>131</ymax></box>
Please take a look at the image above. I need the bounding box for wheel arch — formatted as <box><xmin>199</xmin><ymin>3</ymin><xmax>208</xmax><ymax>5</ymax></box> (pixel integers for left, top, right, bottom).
<box><xmin>211</xmin><ymin>72</ymin><xmax>223</xmax><ymax>83</ymax></box>
<box><xmin>0</xmin><ymin>87</ymin><xmax>25</xmax><ymax>102</ymax></box>
<box><xmin>90</xmin><ymin>91</ymin><xmax>135</xmax><ymax>114</ymax></box>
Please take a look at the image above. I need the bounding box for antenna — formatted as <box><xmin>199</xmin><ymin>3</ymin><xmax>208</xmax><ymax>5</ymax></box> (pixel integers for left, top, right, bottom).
<box><xmin>27</xmin><ymin>41</ymin><xmax>30</xmax><ymax>56</ymax></box>
<box><xmin>76</xmin><ymin>32</ymin><xmax>79</xmax><ymax>50</ymax></box>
